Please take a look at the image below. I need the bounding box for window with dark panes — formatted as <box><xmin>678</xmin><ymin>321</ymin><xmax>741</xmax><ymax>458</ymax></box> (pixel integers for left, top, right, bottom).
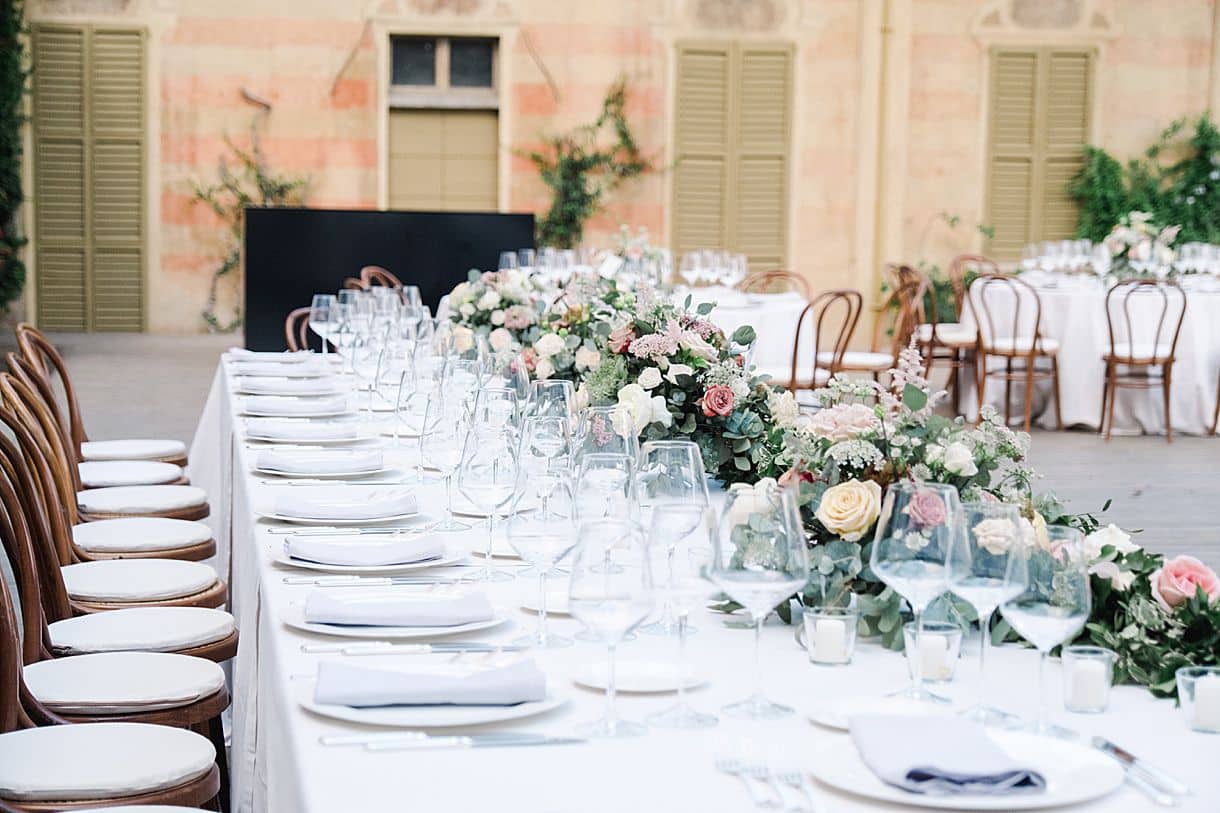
<box><xmin>449</xmin><ymin>38</ymin><xmax>494</xmax><ymax>87</ymax></box>
<box><xmin>391</xmin><ymin>37</ymin><xmax>436</xmax><ymax>86</ymax></box>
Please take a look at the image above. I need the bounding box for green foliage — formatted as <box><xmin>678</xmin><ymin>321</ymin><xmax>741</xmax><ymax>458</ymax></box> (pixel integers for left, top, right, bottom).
<box><xmin>0</xmin><ymin>0</ymin><xmax>28</xmax><ymax>310</ymax></box>
<box><xmin>1071</xmin><ymin>115</ymin><xmax>1220</xmax><ymax>243</ymax></box>
<box><xmin>526</xmin><ymin>79</ymin><xmax>651</xmax><ymax>249</ymax></box>
<box><xmin>191</xmin><ymin>128</ymin><xmax>307</xmax><ymax>332</ymax></box>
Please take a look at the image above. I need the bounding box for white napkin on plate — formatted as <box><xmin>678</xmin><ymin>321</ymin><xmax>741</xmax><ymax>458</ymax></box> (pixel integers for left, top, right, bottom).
<box><xmin>849</xmin><ymin>714</ymin><xmax>1046</xmax><ymax>796</ymax></box>
<box><xmin>245</xmin><ymin>419</ymin><xmax>358</xmax><ymax>441</ymax></box>
<box><xmin>257</xmin><ymin>448</ymin><xmax>382</xmax><ymax>474</ymax></box>
<box><xmin>243</xmin><ymin>395</ymin><xmax>349</xmax><ymax>416</ymax></box>
<box><xmin>230</xmin><ymin>360</ymin><xmax>327</xmax><ymax>377</ymax></box>
<box><xmin>227</xmin><ymin>348</ymin><xmax>312</xmax><ymax>362</ymax></box>
<box><xmin>285</xmin><ymin>534</ymin><xmax>444</xmax><ymax>566</ymax></box>
<box><xmin>304</xmin><ymin>589</ymin><xmax>494</xmax><ymax>627</ymax></box>
<box><xmin>314</xmin><ymin>658</ymin><xmax>546</xmax><ymax>707</ymax></box>
<box><xmin>273</xmin><ymin>487</ymin><xmax>416</xmax><ymax>520</ymax></box>
<box><xmin>238</xmin><ymin>377</ymin><xmax>342</xmax><ymax>396</ymax></box>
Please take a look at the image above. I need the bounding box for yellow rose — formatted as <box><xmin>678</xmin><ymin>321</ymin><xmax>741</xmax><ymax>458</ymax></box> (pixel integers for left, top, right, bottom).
<box><xmin>815</xmin><ymin>479</ymin><xmax>882</xmax><ymax>542</ymax></box>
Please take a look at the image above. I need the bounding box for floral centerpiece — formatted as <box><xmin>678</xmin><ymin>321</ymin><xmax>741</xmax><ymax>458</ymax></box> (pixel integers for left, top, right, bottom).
<box><xmin>447</xmin><ymin>268</ymin><xmax>541</xmax><ymax>356</ymax></box>
<box><xmin>1101</xmin><ymin>210</ymin><xmax>1180</xmax><ymax>275</ymax></box>
<box><xmin>610</xmin><ymin>224</ymin><xmax>665</xmax><ymax>265</ymax></box>
<box><xmin>519</xmin><ymin>272</ymin><xmax>632</xmax><ymax>383</ymax></box>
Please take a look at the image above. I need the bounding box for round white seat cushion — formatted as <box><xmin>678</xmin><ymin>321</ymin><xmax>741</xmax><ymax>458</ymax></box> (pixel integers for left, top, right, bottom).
<box><xmin>818</xmin><ymin>350</ymin><xmax>895</xmax><ymax>369</ymax></box>
<box><xmin>0</xmin><ymin>722</ymin><xmax>214</xmax><ymax>802</ymax></box>
<box><xmin>73</xmin><ymin>517</ymin><xmax>212</xmax><ymax>554</ymax></box>
<box><xmin>61</xmin><ymin>559</ymin><xmax>218</xmax><ymax>603</ymax></box>
<box><xmin>79</xmin><ymin>808</ymin><xmax>207</xmax><ymax>812</ymax></box>
<box><xmin>756</xmin><ymin>364</ymin><xmax>830</xmax><ymax>387</ymax></box>
<box><xmin>79</xmin><ymin>460</ymin><xmax>183</xmax><ymax>488</ymax></box>
<box><xmin>916</xmin><ymin>322</ymin><xmax>976</xmax><ymax>345</ymax></box>
<box><xmin>49</xmin><ymin>606</ymin><xmax>235</xmax><ymax>655</ymax></box>
<box><xmin>1107</xmin><ymin>341</ymin><xmax>1172</xmax><ymax>362</ymax></box>
<box><xmin>81</xmin><ymin>438</ymin><xmax>187</xmax><ymax>462</ymax></box>
<box><xmin>24</xmin><ymin>651</ymin><xmax>225</xmax><ymax>714</ymax></box>
<box><xmin>987</xmin><ymin>336</ymin><xmax>1061</xmax><ymax>354</ymax></box>
<box><xmin>77</xmin><ymin>485</ymin><xmax>207</xmax><ymax>515</ymax></box>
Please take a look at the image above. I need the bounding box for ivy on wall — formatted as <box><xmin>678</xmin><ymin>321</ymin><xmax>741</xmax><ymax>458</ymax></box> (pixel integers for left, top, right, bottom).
<box><xmin>0</xmin><ymin>0</ymin><xmax>27</xmax><ymax>311</ymax></box>
<box><xmin>525</xmin><ymin>79</ymin><xmax>651</xmax><ymax>249</ymax></box>
<box><xmin>1070</xmin><ymin>115</ymin><xmax>1220</xmax><ymax>242</ymax></box>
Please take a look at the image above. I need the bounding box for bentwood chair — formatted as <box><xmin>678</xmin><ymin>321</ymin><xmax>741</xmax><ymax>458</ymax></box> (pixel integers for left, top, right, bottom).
<box><xmin>1100</xmin><ymin>279</ymin><xmax>1187</xmax><ymax>442</ymax></box>
<box><xmin>781</xmin><ymin>289</ymin><xmax>863</xmax><ymax>393</ymax></box>
<box><xmin>739</xmin><ymin>269</ymin><xmax>811</xmax><ymax>299</ymax></box>
<box><xmin>827</xmin><ymin>270</ymin><xmax>925</xmax><ymax>380</ymax></box>
<box><xmin>15</xmin><ymin>324</ymin><xmax>188</xmax><ymax>467</ymax></box>
<box><xmin>967</xmin><ymin>273</ymin><xmax>1063</xmax><ymax>431</ymax></box>
<box><xmin>285</xmin><ymin>306</ymin><xmax>311</xmax><ymax>351</ymax></box>
<box><xmin>342</xmin><ymin>277</ymin><xmax>368</xmax><ymax>291</ymax></box>
<box><xmin>903</xmin><ymin>264</ymin><xmax>977</xmax><ymax>409</ymax></box>
<box><xmin>361</xmin><ymin>265</ymin><xmax>403</xmax><ymax>289</ymax></box>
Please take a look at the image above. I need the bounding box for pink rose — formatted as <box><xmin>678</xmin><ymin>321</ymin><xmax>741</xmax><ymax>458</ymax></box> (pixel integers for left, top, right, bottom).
<box><xmin>608</xmin><ymin>325</ymin><xmax>636</xmax><ymax>354</ymax></box>
<box><xmin>806</xmin><ymin>403</ymin><xmax>879</xmax><ymax>442</ymax></box>
<box><xmin>904</xmin><ymin>488</ymin><xmax>947</xmax><ymax>528</ymax></box>
<box><xmin>519</xmin><ymin>347</ymin><xmax>538</xmax><ymax>373</ymax></box>
<box><xmin>1150</xmin><ymin>555</ymin><xmax>1220</xmax><ymax>612</ymax></box>
<box><xmin>503</xmin><ymin>305</ymin><xmax>534</xmax><ymax>330</ymax></box>
<box><xmin>778</xmin><ymin>466</ymin><xmax>814</xmax><ymax>488</ymax></box>
<box><xmin>701</xmin><ymin>385</ymin><xmax>735</xmax><ymax>417</ymax></box>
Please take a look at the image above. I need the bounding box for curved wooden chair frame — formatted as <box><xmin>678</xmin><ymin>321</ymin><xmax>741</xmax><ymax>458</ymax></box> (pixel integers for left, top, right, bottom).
<box><xmin>285</xmin><ymin>306</ymin><xmax>311</xmax><ymax>352</ymax></box>
<box><xmin>342</xmin><ymin>277</ymin><xmax>368</xmax><ymax>291</ymax></box>
<box><xmin>947</xmin><ymin>254</ymin><xmax>1000</xmax><ymax>317</ymax></box>
<box><xmin>739</xmin><ymin>269</ymin><xmax>811</xmax><ymax>299</ymax></box>
<box><xmin>360</xmin><ymin>265</ymin><xmax>403</xmax><ymax>288</ymax></box>
<box><xmin>897</xmin><ymin>263</ymin><xmax>977</xmax><ymax>409</ymax></box>
<box><xmin>1100</xmin><ymin>279</ymin><xmax>1187</xmax><ymax>442</ymax></box>
<box><xmin>788</xmin><ymin>289</ymin><xmax>863</xmax><ymax>391</ymax></box>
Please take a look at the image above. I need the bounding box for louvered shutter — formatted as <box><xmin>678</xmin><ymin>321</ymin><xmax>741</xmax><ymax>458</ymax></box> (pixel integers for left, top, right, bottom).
<box><xmin>732</xmin><ymin>45</ymin><xmax>792</xmax><ymax>273</ymax></box>
<box><xmin>1039</xmin><ymin>50</ymin><xmax>1092</xmax><ymax>241</ymax></box>
<box><xmin>672</xmin><ymin>43</ymin><xmax>730</xmax><ymax>260</ymax></box>
<box><xmin>985</xmin><ymin>50</ymin><xmax>1037</xmax><ymax>260</ymax></box>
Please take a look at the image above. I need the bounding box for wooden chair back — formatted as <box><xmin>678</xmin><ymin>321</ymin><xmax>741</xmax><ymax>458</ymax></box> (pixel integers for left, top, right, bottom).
<box><xmin>342</xmin><ymin>277</ymin><xmax>368</xmax><ymax>291</ymax></box>
<box><xmin>361</xmin><ymin>265</ymin><xmax>403</xmax><ymax>288</ymax></box>
<box><xmin>13</xmin><ymin>324</ymin><xmax>88</xmax><ymax>451</ymax></box>
<box><xmin>790</xmin><ymin>289</ymin><xmax>862</xmax><ymax>387</ymax></box>
<box><xmin>1104</xmin><ymin>279</ymin><xmax>1187</xmax><ymax>365</ymax></box>
<box><xmin>966</xmin><ymin>273</ymin><xmax>1049</xmax><ymax>355</ymax></box>
<box><xmin>870</xmin><ymin>267</ymin><xmax>926</xmax><ymax>359</ymax></box>
<box><xmin>948</xmin><ymin>254</ymin><xmax>1000</xmax><ymax>317</ymax></box>
<box><xmin>739</xmin><ymin>269</ymin><xmax>810</xmax><ymax>298</ymax></box>
<box><xmin>285</xmin><ymin>307</ymin><xmax>310</xmax><ymax>351</ymax></box>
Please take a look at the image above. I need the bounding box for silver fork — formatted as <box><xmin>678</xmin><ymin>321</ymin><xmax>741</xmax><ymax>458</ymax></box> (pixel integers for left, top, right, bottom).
<box><xmin>715</xmin><ymin>758</ymin><xmax>775</xmax><ymax>808</ymax></box>
<box><xmin>747</xmin><ymin>763</ymin><xmax>786</xmax><ymax>809</ymax></box>
<box><xmin>774</xmin><ymin>770</ymin><xmax>817</xmax><ymax>812</ymax></box>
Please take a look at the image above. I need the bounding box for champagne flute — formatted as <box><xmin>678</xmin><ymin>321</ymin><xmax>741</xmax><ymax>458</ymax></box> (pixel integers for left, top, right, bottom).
<box><xmin>645</xmin><ymin>503</ymin><xmax>717</xmax><ymax>729</ymax></box>
<box><xmin>308</xmin><ymin>294</ymin><xmax>337</xmax><ymax>355</ymax></box>
<box><xmin>569</xmin><ymin>518</ymin><xmax>654</xmax><ymax>737</ymax></box>
<box><xmin>947</xmin><ymin>502</ymin><xmax>1030</xmax><ymax>726</ymax></box>
<box><xmin>709</xmin><ymin>480</ymin><xmax>809</xmax><ymax>719</ymax></box>
<box><xmin>1000</xmin><ymin>526</ymin><xmax>1091</xmax><ymax>736</ymax></box>
<box><xmin>456</xmin><ymin>422</ymin><xmax>519</xmax><ymax>582</ymax></box>
<box><xmin>419</xmin><ymin>390</ymin><xmax>471</xmax><ymax>532</ymax></box>
<box><xmin>574</xmin><ymin>452</ymin><xmax>635</xmax><ymax>522</ymax></box>
<box><xmin>505</xmin><ymin>477</ymin><xmax>578</xmax><ymax>648</ymax></box>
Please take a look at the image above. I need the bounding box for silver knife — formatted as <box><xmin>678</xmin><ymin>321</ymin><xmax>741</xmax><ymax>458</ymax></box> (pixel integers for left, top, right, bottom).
<box><xmin>366</xmin><ymin>734</ymin><xmax>585</xmax><ymax>752</ymax></box>
<box><xmin>1092</xmin><ymin>737</ymin><xmax>1191</xmax><ymax>798</ymax></box>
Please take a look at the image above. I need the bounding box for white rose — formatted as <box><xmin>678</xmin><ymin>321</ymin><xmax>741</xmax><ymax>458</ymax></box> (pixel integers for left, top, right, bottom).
<box><xmin>648</xmin><ymin>394</ymin><xmax>672</xmax><ymax>428</ymax></box>
<box><xmin>766</xmin><ymin>389</ymin><xmax>799</xmax><ymax>428</ymax></box>
<box><xmin>488</xmin><ymin>327</ymin><xmax>513</xmax><ymax>353</ymax></box>
<box><xmin>1091</xmin><ymin>560</ymin><xmax>1136</xmax><ymax>592</ymax></box>
<box><xmin>679</xmin><ymin>330</ymin><xmax>718</xmax><ymax>361</ymax></box>
<box><xmin>451</xmin><ymin>282</ymin><xmax>472</xmax><ymax>301</ymax></box>
<box><xmin>612</xmin><ymin>384</ymin><xmax>653</xmax><ymax>437</ymax></box>
<box><xmin>459</xmin><ymin>303</ymin><xmax>475</xmax><ymax>318</ymax></box>
<box><xmin>574</xmin><ymin>346</ymin><xmax>602</xmax><ymax>371</ymax></box>
<box><xmin>924</xmin><ymin>444</ymin><xmax>945</xmax><ymax>465</ymax></box>
<box><xmin>815</xmin><ymin>479</ymin><xmax>882</xmax><ymax>542</ymax></box>
<box><xmin>534</xmin><ymin>332</ymin><xmax>566</xmax><ymax>358</ymax></box>
<box><xmin>1084</xmin><ymin>524</ymin><xmax>1138</xmax><ymax>561</ymax></box>
<box><xmin>490</xmin><ymin>309</ymin><xmax>506</xmax><ymax>326</ymax></box>
<box><xmin>942</xmin><ymin>442</ymin><xmax>978</xmax><ymax>476</ymax></box>
<box><xmin>452</xmin><ymin>326</ymin><xmax>475</xmax><ymax>354</ymax></box>
<box><xmin>535</xmin><ymin>358</ymin><xmax>555</xmax><ymax>380</ymax></box>
<box><xmin>665</xmin><ymin>363</ymin><xmax>694</xmax><ymax>384</ymax></box>
<box><xmin>476</xmin><ymin>290</ymin><xmax>502</xmax><ymax>311</ymax></box>
<box><xmin>972</xmin><ymin>517</ymin><xmax>1017</xmax><ymax>555</ymax></box>
<box><xmin>727</xmin><ymin>478</ymin><xmax>778</xmax><ymax>526</ymax></box>
<box><xmin>638</xmin><ymin>367</ymin><xmax>662</xmax><ymax>390</ymax></box>
<box><xmin>574</xmin><ymin>382</ymin><xmax>591</xmax><ymax>411</ymax></box>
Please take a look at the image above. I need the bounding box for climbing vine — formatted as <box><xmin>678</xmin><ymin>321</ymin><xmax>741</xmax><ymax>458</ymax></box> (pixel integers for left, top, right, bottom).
<box><xmin>191</xmin><ymin>127</ymin><xmax>307</xmax><ymax>332</ymax></box>
<box><xmin>526</xmin><ymin>79</ymin><xmax>651</xmax><ymax>249</ymax></box>
<box><xmin>0</xmin><ymin>0</ymin><xmax>27</xmax><ymax>311</ymax></box>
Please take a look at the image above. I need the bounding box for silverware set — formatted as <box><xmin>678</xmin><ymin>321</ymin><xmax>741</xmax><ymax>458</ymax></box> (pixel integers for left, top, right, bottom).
<box><xmin>320</xmin><ymin>731</ymin><xmax>584</xmax><ymax>751</ymax></box>
<box><xmin>716</xmin><ymin>758</ymin><xmax>820</xmax><ymax>812</ymax></box>
<box><xmin>1092</xmin><ymin>736</ymin><xmax>1190</xmax><ymax>807</ymax></box>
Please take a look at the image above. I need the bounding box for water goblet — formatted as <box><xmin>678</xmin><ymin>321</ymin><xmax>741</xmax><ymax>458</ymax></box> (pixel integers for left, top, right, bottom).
<box><xmin>418</xmin><ymin>390</ymin><xmax>472</xmax><ymax>532</ymax></box>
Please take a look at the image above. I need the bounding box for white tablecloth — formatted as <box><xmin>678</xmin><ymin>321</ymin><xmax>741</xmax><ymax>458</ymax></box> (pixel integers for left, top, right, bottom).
<box><xmin>190</xmin><ymin>357</ymin><xmax>1217</xmax><ymax>812</ymax></box>
<box><xmin>961</xmin><ymin>282</ymin><xmax>1220</xmax><ymax>434</ymax></box>
<box><xmin>692</xmin><ymin>287</ymin><xmax>811</xmax><ymax>377</ymax></box>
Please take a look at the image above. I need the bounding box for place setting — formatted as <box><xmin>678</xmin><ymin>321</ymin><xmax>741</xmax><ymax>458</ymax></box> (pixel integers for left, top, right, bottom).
<box><xmin>244</xmin><ymin>416</ymin><xmax>382</xmax><ymax>445</ymax></box>
<box><xmin>238</xmin><ymin>394</ymin><xmax>354</xmax><ymax>418</ymax></box>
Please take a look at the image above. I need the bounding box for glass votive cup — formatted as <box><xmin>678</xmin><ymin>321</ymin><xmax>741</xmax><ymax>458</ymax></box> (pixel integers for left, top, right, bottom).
<box><xmin>1176</xmin><ymin>666</ymin><xmax>1220</xmax><ymax>734</ymax></box>
<box><xmin>903</xmin><ymin>621</ymin><xmax>962</xmax><ymax>683</ymax></box>
<box><xmin>1061</xmin><ymin>645</ymin><xmax>1115</xmax><ymax>714</ymax></box>
<box><xmin>801</xmin><ymin>606</ymin><xmax>859</xmax><ymax>666</ymax></box>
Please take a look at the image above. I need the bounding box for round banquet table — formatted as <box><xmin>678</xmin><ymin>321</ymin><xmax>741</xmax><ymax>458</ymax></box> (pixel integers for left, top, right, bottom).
<box><xmin>688</xmin><ymin>286</ymin><xmax>811</xmax><ymax>378</ymax></box>
<box><xmin>960</xmin><ymin>278</ymin><xmax>1220</xmax><ymax>434</ymax></box>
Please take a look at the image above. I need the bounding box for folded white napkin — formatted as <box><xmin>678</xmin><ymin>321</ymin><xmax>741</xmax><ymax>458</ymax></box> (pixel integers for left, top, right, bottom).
<box><xmin>304</xmin><ymin>589</ymin><xmax>494</xmax><ymax>627</ymax></box>
<box><xmin>285</xmin><ymin>534</ymin><xmax>445</xmax><ymax>566</ymax></box>
<box><xmin>273</xmin><ymin>487</ymin><xmax>417</xmax><ymax>520</ymax></box>
<box><xmin>257</xmin><ymin>449</ymin><xmax>382</xmax><ymax>474</ymax></box>
<box><xmin>314</xmin><ymin>658</ymin><xmax>545</xmax><ymax>708</ymax></box>
<box><xmin>230</xmin><ymin>360</ymin><xmax>327</xmax><ymax>377</ymax></box>
<box><xmin>849</xmin><ymin>714</ymin><xmax>1046</xmax><ymax>796</ymax></box>
<box><xmin>228</xmin><ymin>348</ymin><xmax>313</xmax><ymax>362</ymax></box>
<box><xmin>243</xmin><ymin>395</ymin><xmax>349</xmax><ymax>416</ymax></box>
<box><xmin>245</xmin><ymin>419</ymin><xmax>359</xmax><ymax>441</ymax></box>
<box><xmin>238</xmin><ymin>377</ymin><xmax>342</xmax><ymax>396</ymax></box>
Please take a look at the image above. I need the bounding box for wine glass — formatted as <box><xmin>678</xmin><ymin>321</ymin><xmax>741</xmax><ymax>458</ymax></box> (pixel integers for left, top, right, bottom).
<box><xmin>498</xmin><ymin>251</ymin><xmax>519</xmax><ymax>271</ymax></box>
<box><xmin>469</xmin><ymin>386</ymin><xmax>519</xmax><ymax>436</ymax></box>
<box><xmin>517</xmin><ymin>415</ymin><xmax>572</xmax><ymax>499</ymax></box>
<box><xmin>574</xmin><ymin>452</ymin><xmax>635</xmax><ymax>522</ymax></box>
<box><xmin>947</xmin><ymin>502</ymin><xmax>1030</xmax><ymax>726</ymax></box>
<box><xmin>869</xmin><ymin>482</ymin><xmax>958</xmax><ymax>702</ymax></box>
<box><xmin>308</xmin><ymin>294</ymin><xmax>337</xmax><ymax>355</ymax></box>
<box><xmin>1000</xmin><ymin>526</ymin><xmax>1091</xmax><ymax>736</ymax></box>
<box><xmin>456</xmin><ymin>422</ymin><xmax>519</xmax><ymax>582</ymax></box>
<box><xmin>518</xmin><ymin>248</ymin><xmax>537</xmax><ymax>271</ymax></box>
<box><xmin>528</xmin><ymin>379</ymin><xmax>576</xmax><ymax>421</ymax></box>
<box><xmin>505</xmin><ymin>477</ymin><xmax>578</xmax><ymax>648</ymax></box>
<box><xmin>574</xmin><ymin>406</ymin><xmax>639</xmax><ymax>467</ymax></box>
<box><xmin>419</xmin><ymin>390</ymin><xmax>472</xmax><ymax>532</ymax></box>
<box><xmin>568</xmin><ymin>518</ymin><xmax>654</xmax><ymax>737</ymax></box>
<box><xmin>709</xmin><ymin>480</ymin><xmax>809</xmax><ymax>718</ymax></box>
<box><xmin>645</xmin><ymin>503</ymin><xmax>717</xmax><ymax>729</ymax></box>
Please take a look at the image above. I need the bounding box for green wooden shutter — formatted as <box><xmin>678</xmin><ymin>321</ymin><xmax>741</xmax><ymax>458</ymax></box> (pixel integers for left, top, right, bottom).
<box><xmin>985</xmin><ymin>47</ymin><xmax>1093</xmax><ymax>260</ymax></box>
<box><xmin>33</xmin><ymin>24</ymin><xmax>145</xmax><ymax>332</ymax></box>
<box><xmin>672</xmin><ymin>43</ymin><xmax>730</xmax><ymax>260</ymax></box>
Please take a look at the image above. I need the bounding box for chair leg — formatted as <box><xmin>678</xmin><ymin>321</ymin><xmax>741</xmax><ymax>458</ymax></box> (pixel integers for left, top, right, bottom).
<box><xmin>1163</xmin><ymin>364</ymin><xmax>1173</xmax><ymax>444</ymax></box>
<box><xmin>1098</xmin><ymin>363</ymin><xmax>1112</xmax><ymax>439</ymax></box>
<box><xmin>207</xmin><ymin>715</ymin><xmax>231</xmax><ymax>813</ymax></box>
<box><xmin>1003</xmin><ymin>357</ymin><xmax>1013</xmax><ymax>426</ymax></box>
<box><xmin>1022</xmin><ymin>355</ymin><xmax>1036</xmax><ymax>433</ymax></box>
<box><xmin>1105</xmin><ymin>367</ymin><xmax>1119</xmax><ymax>442</ymax></box>
<box><xmin>975</xmin><ymin>352</ymin><xmax>987</xmax><ymax>425</ymax></box>
<box><xmin>1050</xmin><ymin>355</ymin><xmax>1063</xmax><ymax>431</ymax></box>
<box><xmin>1213</xmin><ymin>373</ymin><xmax>1220</xmax><ymax>436</ymax></box>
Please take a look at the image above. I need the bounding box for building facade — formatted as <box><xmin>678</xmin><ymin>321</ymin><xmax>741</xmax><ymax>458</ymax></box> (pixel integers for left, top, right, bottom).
<box><xmin>17</xmin><ymin>0</ymin><xmax>1220</xmax><ymax>333</ymax></box>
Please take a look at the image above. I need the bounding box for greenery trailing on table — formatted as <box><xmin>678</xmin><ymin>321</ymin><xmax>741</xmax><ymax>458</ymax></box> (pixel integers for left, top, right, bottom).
<box><xmin>0</xmin><ymin>0</ymin><xmax>27</xmax><ymax>311</ymax></box>
<box><xmin>525</xmin><ymin>79</ymin><xmax>651</xmax><ymax>249</ymax></box>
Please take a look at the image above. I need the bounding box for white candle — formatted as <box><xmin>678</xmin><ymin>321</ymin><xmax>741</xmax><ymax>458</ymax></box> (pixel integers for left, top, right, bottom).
<box><xmin>1193</xmin><ymin>675</ymin><xmax>1220</xmax><ymax>730</ymax></box>
<box><xmin>1068</xmin><ymin>659</ymin><xmax>1109</xmax><ymax>711</ymax></box>
<box><xmin>918</xmin><ymin>634</ymin><xmax>950</xmax><ymax>681</ymax></box>
<box><xmin>813</xmin><ymin>618</ymin><xmax>848</xmax><ymax>663</ymax></box>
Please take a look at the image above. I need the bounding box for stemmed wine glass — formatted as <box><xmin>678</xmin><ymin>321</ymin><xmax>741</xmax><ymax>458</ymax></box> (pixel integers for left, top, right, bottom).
<box><xmin>869</xmin><ymin>481</ymin><xmax>958</xmax><ymax>702</ymax></box>
<box><xmin>709</xmin><ymin>480</ymin><xmax>809</xmax><ymax>719</ymax></box>
<box><xmin>947</xmin><ymin>502</ymin><xmax>1030</xmax><ymax>726</ymax></box>
<box><xmin>308</xmin><ymin>294</ymin><xmax>337</xmax><ymax>355</ymax></box>
<box><xmin>419</xmin><ymin>390</ymin><xmax>472</xmax><ymax>532</ymax></box>
<box><xmin>574</xmin><ymin>406</ymin><xmax>639</xmax><ymax>467</ymax></box>
<box><xmin>528</xmin><ymin>379</ymin><xmax>576</xmax><ymax>422</ymax></box>
<box><xmin>568</xmin><ymin>518</ymin><xmax>654</xmax><ymax>737</ymax></box>
<box><xmin>517</xmin><ymin>415</ymin><xmax>572</xmax><ymax>501</ymax></box>
<box><xmin>1000</xmin><ymin>526</ymin><xmax>1091</xmax><ymax>736</ymax></box>
<box><xmin>574</xmin><ymin>452</ymin><xmax>635</xmax><ymax>521</ymax></box>
<box><xmin>456</xmin><ymin>419</ymin><xmax>519</xmax><ymax>582</ymax></box>
<box><xmin>505</xmin><ymin>477</ymin><xmax>578</xmax><ymax>648</ymax></box>
<box><xmin>645</xmin><ymin>502</ymin><xmax>717</xmax><ymax>729</ymax></box>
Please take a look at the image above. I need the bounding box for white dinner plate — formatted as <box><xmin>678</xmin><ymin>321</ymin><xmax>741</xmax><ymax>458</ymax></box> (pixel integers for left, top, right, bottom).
<box><xmin>253</xmin><ymin>465</ymin><xmax>394</xmax><ymax>480</ymax></box>
<box><xmin>809</xmin><ymin>730</ymin><xmax>1124</xmax><ymax>810</ymax></box>
<box><xmin>257</xmin><ymin>510</ymin><xmax>426</xmax><ymax>526</ymax></box>
<box><xmin>519</xmin><ymin>592</ymin><xmax>570</xmax><ymax>616</ymax></box>
<box><xmin>245</xmin><ymin>430</ymin><xmax>380</xmax><ymax>445</ymax></box>
<box><xmin>232</xmin><ymin>380</ymin><xmax>347</xmax><ymax>397</ymax></box>
<box><xmin>241</xmin><ymin>404</ymin><xmax>354</xmax><ymax>419</ymax></box>
<box><xmin>298</xmin><ymin>684</ymin><xmax>570</xmax><ymax>728</ymax></box>
<box><xmin>281</xmin><ymin>603</ymin><xmax>508</xmax><ymax>640</ymax></box>
<box><xmin>228</xmin><ymin>365</ymin><xmax>330</xmax><ymax>379</ymax></box>
<box><xmin>806</xmin><ymin>694</ymin><xmax>951</xmax><ymax>732</ymax></box>
<box><xmin>272</xmin><ymin>546</ymin><xmax>467</xmax><ymax>575</ymax></box>
<box><xmin>571</xmin><ymin>660</ymin><xmax>705</xmax><ymax>694</ymax></box>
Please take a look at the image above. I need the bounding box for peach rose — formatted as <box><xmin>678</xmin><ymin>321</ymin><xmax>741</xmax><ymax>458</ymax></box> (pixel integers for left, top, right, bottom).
<box><xmin>701</xmin><ymin>385</ymin><xmax>735</xmax><ymax>417</ymax></box>
<box><xmin>806</xmin><ymin>403</ymin><xmax>879</xmax><ymax>441</ymax></box>
<box><xmin>608</xmin><ymin>324</ymin><xmax>636</xmax><ymax>354</ymax></box>
<box><xmin>1150</xmin><ymin>555</ymin><xmax>1220</xmax><ymax>612</ymax></box>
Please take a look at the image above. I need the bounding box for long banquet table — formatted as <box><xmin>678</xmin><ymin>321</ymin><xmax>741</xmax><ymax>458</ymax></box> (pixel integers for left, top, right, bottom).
<box><xmin>190</xmin><ymin>354</ymin><xmax>1217</xmax><ymax>813</ymax></box>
